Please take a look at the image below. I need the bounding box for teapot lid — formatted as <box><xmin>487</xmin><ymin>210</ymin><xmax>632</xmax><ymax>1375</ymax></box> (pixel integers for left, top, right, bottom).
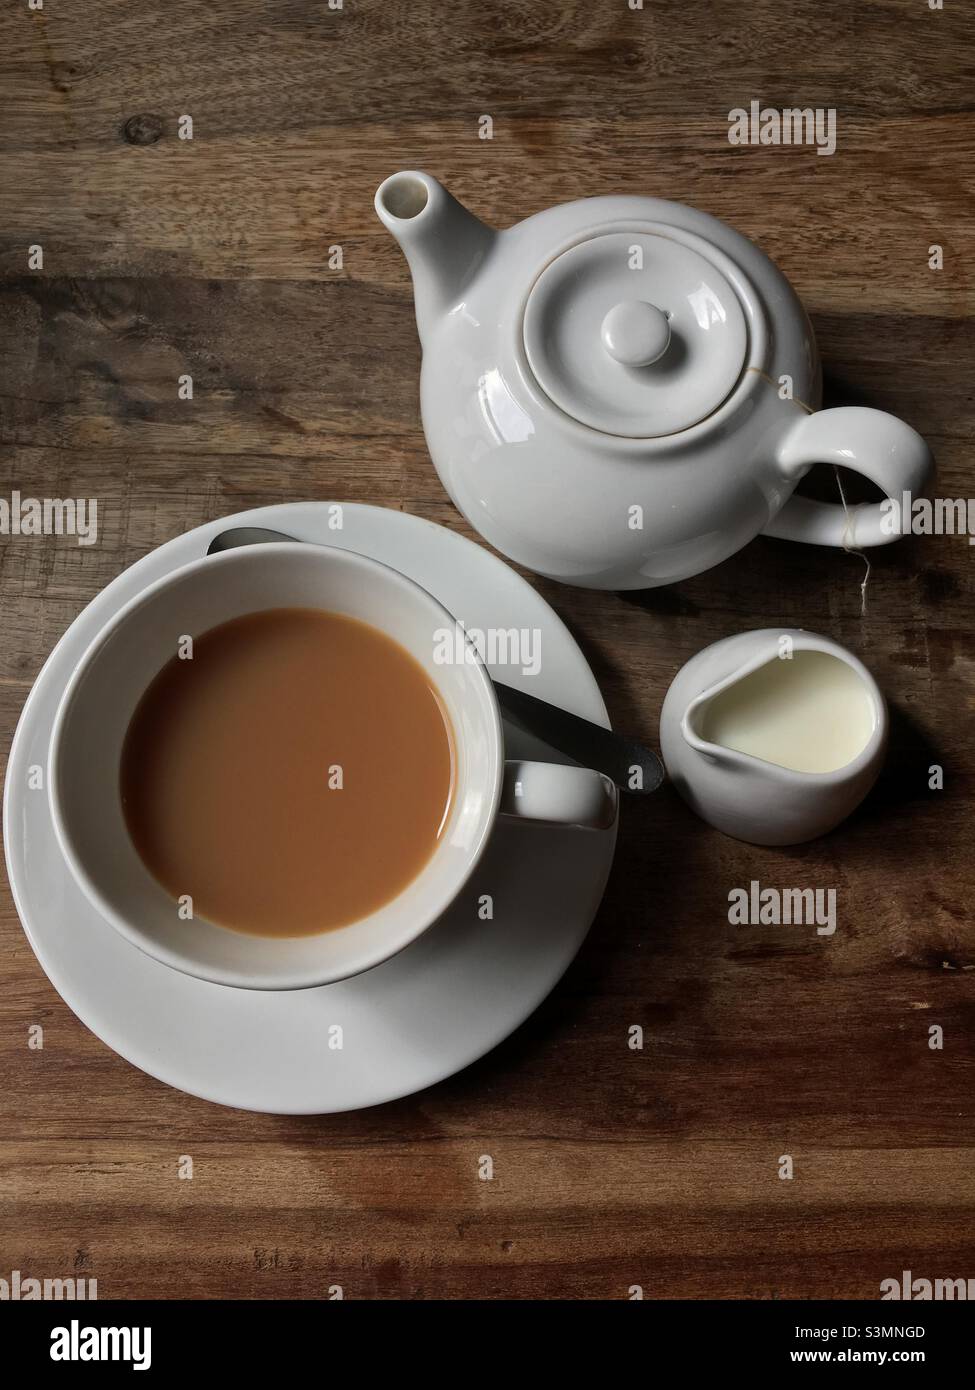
<box><xmin>522</xmin><ymin>230</ymin><xmax>749</xmax><ymax>438</ymax></box>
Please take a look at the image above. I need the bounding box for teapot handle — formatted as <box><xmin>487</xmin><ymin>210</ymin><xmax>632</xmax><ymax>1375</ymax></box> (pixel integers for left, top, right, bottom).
<box><xmin>763</xmin><ymin>406</ymin><xmax>934</xmax><ymax>547</ymax></box>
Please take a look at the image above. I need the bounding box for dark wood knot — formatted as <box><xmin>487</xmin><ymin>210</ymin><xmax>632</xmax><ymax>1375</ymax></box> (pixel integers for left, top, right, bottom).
<box><xmin>122</xmin><ymin>113</ymin><xmax>164</xmax><ymax>145</ymax></box>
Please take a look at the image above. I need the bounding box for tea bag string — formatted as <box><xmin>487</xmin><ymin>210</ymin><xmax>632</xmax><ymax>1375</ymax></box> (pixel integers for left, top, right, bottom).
<box><xmin>831</xmin><ymin>465</ymin><xmax>871</xmax><ymax>617</ymax></box>
<box><xmin>746</xmin><ymin>367</ymin><xmax>871</xmax><ymax>617</ymax></box>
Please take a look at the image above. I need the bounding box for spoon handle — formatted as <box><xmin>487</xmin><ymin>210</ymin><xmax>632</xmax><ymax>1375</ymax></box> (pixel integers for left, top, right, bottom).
<box><xmin>495</xmin><ymin>681</ymin><xmax>663</xmax><ymax>796</ymax></box>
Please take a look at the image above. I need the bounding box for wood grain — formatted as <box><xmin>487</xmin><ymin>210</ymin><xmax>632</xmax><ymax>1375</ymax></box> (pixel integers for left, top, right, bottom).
<box><xmin>1</xmin><ymin>0</ymin><xmax>974</xmax><ymax>1300</ymax></box>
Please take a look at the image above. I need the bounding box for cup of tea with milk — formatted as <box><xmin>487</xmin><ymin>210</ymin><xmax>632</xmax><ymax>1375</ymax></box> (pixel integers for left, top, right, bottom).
<box><xmin>48</xmin><ymin>543</ymin><xmax>615</xmax><ymax>990</ymax></box>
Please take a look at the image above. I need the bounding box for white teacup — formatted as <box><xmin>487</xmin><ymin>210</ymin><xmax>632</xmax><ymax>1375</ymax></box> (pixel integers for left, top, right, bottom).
<box><xmin>49</xmin><ymin>543</ymin><xmax>616</xmax><ymax>990</ymax></box>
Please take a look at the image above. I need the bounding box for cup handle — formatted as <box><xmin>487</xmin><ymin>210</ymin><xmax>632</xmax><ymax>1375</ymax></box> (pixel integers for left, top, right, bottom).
<box><xmin>499</xmin><ymin>760</ymin><xmax>618</xmax><ymax>831</ymax></box>
<box><xmin>763</xmin><ymin>406</ymin><xmax>934</xmax><ymax>547</ymax></box>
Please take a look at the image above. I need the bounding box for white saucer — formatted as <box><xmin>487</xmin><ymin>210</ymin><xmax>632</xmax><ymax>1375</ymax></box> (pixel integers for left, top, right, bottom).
<box><xmin>3</xmin><ymin>504</ymin><xmax>618</xmax><ymax>1113</ymax></box>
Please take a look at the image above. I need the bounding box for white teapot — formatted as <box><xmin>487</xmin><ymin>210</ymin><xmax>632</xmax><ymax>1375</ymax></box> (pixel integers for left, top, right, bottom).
<box><xmin>376</xmin><ymin>171</ymin><xmax>934</xmax><ymax>590</ymax></box>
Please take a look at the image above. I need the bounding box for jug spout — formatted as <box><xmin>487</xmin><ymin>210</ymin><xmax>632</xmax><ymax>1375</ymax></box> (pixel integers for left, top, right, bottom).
<box><xmin>681</xmin><ymin>691</ymin><xmax>741</xmax><ymax>769</ymax></box>
<box><xmin>375</xmin><ymin>171</ymin><xmax>496</xmax><ymax>344</ymax></box>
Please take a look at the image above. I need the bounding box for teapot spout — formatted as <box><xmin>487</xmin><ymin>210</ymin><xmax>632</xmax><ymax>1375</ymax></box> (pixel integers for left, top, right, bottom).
<box><xmin>375</xmin><ymin>171</ymin><xmax>496</xmax><ymax>345</ymax></box>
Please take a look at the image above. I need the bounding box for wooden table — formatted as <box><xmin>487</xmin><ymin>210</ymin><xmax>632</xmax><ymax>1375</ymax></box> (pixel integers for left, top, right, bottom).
<box><xmin>1</xmin><ymin>0</ymin><xmax>973</xmax><ymax>1300</ymax></box>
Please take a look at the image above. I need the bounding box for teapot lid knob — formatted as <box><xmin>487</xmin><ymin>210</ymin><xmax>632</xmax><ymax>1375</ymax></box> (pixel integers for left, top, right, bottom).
<box><xmin>600</xmin><ymin>300</ymin><xmax>671</xmax><ymax>367</ymax></box>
